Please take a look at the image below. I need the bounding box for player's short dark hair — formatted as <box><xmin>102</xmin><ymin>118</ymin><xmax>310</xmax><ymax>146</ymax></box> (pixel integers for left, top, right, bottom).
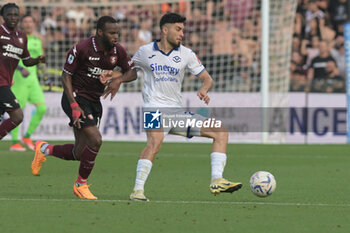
<box><xmin>96</xmin><ymin>16</ymin><xmax>117</xmax><ymax>32</ymax></box>
<box><xmin>0</xmin><ymin>3</ymin><xmax>19</xmax><ymax>17</ymax></box>
<box><xmin>159</xmin><ymin>13</ymin><xmax>186</xmax><ymax>31</ymax></box>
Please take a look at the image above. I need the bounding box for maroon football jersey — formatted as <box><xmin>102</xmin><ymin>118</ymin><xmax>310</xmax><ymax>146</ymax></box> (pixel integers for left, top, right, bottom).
<box><xmin>0</xmin><ymin>24</ymin><xmax>30</xmax><ymax>87</ymax></box>
<box><xmin>63</xmin><ymin>36</ymin><xmax>134</xmax><ymax>101</ymax></box>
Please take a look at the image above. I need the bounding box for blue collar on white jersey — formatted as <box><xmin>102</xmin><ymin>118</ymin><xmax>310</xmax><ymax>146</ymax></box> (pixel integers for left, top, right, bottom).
<box><xmin>153</xmin><ymin>39</ymin><xmax>179</xmax><ymax>56</ymax></box>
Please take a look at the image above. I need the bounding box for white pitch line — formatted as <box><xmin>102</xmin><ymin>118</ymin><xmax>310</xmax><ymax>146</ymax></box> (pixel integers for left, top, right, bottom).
<box><xmin>0</xmin><ymin>197</ymin><xmax>349</xmax><ymax>208</ymax></box>
<box><xmin>0</xmin><ymin>150</ymin><xmax>338</xmax><ymax>159</ymax></box>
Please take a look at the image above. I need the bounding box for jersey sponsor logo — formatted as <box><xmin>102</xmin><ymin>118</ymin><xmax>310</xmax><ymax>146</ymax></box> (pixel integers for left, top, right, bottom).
<box><xmin>68</xmin><ymin>54</ymin><xmax>74</xmax><ymax>64</ymax></box>
<box><xmin>173</xmin><ymin>56</ymin><xmax>181</xmax><ymax>63</ymax></box>
<box><xmin>2</xmin><ymin>52</ymin><xmax>20</xmax><ymax>60</ymax></box>
<box><xmin>3</xmin><ymin>44</ymin><xmax>23</xmax><ymax>55</ymax></box>
<box><xmin>150</xmin><ymin>63</ymin><xmax>180</xmax><ymax>75</ymax></box>
<box><xmin>110</xmin><ymin>56</ymin><xmax>117</xmax><ymax>65</ymax></box>
<box><xmin>89</xmin><ymin>56</ymin><xmax>100</xmax><ymax>61</ymax></box>
<box><xmin>143</xmin><ymin>110</ymin><xmax>161</xmax><ymax>129</ymax></box>
<box><xmin>148</xmin><ymin>54</ymin><xmax>156</xmax><ymax>59</ymax></box>
<box><xmin>87</xmin><ymin>67</ymin><xmax>108</xmax><ymax>79</ymax></box>
<box><xmin>0</xmin><ymin>35</ymin><xmax>10</xmax><ymax>40</ymax></box>
<box><xmin>154</xmin><ymin>77</ymin><xmax>178</xmax><ymax>83</ymax></box>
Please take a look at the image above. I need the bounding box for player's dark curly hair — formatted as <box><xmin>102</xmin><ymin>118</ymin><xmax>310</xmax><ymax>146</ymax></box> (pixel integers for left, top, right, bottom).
<box><xmin>0</xmin><ymin>3</ymin><xmax>19</xmax><ymax>17</ymax></box>
<box><xmin>159</xmin><ymin>13</ymin><xmax>186</xmax><ymax>30</ymax></box>
<box><xmin>96</xmin><ymin>16</ymin><xmax>117</xmax><ymax>33</ymax></box>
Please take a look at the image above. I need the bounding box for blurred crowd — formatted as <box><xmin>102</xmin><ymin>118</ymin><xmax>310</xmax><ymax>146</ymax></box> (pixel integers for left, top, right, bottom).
<box><xmin>0</xmin><ymin>0</ymin><xmax>347</xmax><ymax>93</ymax></box>
<box><xmin>290</xmin><ymin>0</ymin><xmax>347</xmax><ymax>93</ymax></box>
<box><xmin>0</xmin><ymin>0</ymin><xmax>263</xmax><ymax>92</ymax></box>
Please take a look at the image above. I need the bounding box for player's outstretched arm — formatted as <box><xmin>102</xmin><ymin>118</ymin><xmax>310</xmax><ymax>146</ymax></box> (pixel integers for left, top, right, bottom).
<box><xmin>102</xmin><ymin>69</ymin><xmax>138</xmax><ymax>101</ymax></box>
<box><xmin>23</xmin><ymin>55</ymin><xmax>45</xmax><ymax>67</ymax></box>
<box><xmin>196</xmin><ymin>70</ymin><xmax>214</xmax><ymax>105</ymax></box>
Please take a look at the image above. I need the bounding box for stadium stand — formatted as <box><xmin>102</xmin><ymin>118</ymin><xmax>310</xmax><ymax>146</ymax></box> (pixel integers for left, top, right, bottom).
<box><xmin>0</xmin><ymin>0</ymin><xmax>345</xmax><ymax>93</ymax></box>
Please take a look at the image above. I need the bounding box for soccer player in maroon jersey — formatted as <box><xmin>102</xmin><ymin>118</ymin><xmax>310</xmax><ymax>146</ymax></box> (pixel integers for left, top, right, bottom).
<box><xmin>31</xmin><ymin>16</ymin><xmax>137</xmax><ymax>199</ymax></box>
<box><xmin>0</xmin><ymin>3</ymin><xmax>45</xmax><ymax>140</ymax></box>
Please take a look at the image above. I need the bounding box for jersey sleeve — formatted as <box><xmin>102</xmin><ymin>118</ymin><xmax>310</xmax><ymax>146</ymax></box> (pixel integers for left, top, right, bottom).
<box><xmin>116</xmin><ymin>44</ymin><xmax>134</xmax><ymax>72</ymax></box>
<box><xmin>132</xmin><ymin>46</ymin><xmax>145</xmax><ymax>69</ymax></box>
<box><xmin>63</xmin><ymin>44</ymin><xmax>81</xmax><ymax>75</ymax></box>
<box><xmin>187</xmin><ymin>50</ymin><xmax>205</xmax><ymax>76</ymax></box>
<box><xmin>20</xmin><ymin>35</ymin><xmax>30</xmax><ymax>59</ymax></box>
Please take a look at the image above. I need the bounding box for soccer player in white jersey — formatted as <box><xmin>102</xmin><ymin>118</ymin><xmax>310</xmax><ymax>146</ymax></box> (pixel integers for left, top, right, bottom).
<box><xmin>103</xmin><ymin>13</ymin><xmax>242</xmax><ymax>201</ymax></box>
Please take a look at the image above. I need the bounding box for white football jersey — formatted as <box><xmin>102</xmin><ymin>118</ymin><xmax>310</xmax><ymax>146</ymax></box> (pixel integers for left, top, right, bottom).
<box><xmin>132</xmin><ymin>40</ymin><xmax>205</xmax><ymax>107</ymax></box>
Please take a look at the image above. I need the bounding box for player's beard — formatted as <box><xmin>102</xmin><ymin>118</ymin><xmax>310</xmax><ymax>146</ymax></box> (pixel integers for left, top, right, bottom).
<box><xmin>102</xmin><ymin>36</ymin><xmax>114</xmax><ymax>51</ymax></box>
<box><xmin>166</xmin><ymin>34</ymin><xmax>181</xmax><ymax>49</ymax></box>
<box><xmin>168</xmin><ymin>39</ymin><xmax>180</xmax><ymax>49</ymax></box>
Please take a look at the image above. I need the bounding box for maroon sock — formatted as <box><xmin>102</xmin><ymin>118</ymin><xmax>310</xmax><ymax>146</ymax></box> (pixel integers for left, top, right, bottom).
<box><xmin>51</xmin><ymin>144</ymin><xmax>76</xmax><ymax>160</ymax></box>
<box><xmin>78</xmin><ymin>145</ymin><xmax>98</xmax><ymax>179</ymax></box>
<box><xmin>0</xmin><ymin>119</ymin><xmax>18</xmax><ymax>139</ymax></box>
<box><xmin>75</xmin><ymin>174</ymin><xmax>87</xmax><ymax>186</ymax></box>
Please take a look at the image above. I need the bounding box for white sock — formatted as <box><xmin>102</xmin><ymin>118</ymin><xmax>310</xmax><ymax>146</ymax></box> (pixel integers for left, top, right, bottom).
<box><xmin>211</xmin><ymin>152</ymin><xmax>227</xmax><ymax>181</ymax></box>
<box><xmin>133</xmin><ymin>159</ymin><xmax>153</xmax><ymax>191</ymax></box>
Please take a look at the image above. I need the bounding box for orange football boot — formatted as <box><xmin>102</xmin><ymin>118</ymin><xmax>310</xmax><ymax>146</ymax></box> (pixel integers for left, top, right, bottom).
<box><xmin>22</xmin><ymin>137</ymin><xmax>35</xmax><ymax>150</ymax></box>
<box><xmin>10</xmin><ymin>143</ymin><xmax>26</xmax><ymax>151</ymax></box>
<box><xmin>73</xmin><ymin>183</ymin><xmax>98</xmax><ymax>200</ymax></box>
<box><xmin>31</xmin><ymin>140</ymin><xmax>47</xmax><ymax>176</ymax></box>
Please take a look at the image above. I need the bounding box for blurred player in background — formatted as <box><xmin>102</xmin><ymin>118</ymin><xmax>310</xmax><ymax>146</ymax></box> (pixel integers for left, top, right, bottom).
<box><xmin>104</xmin><ymin>13</ymin><xmax>242</xmax><ymax>201</ymax></box>
<box><xmin>31</xmin><ymin>16</ymin><xmax>137</xmax><ymax>200</ymax></box>
<box><xmin>0</xmin><ymin>3</ymin><xmax>45</xmax><ymax>142</ymax></box>
<box><xmin>10</xmin><ymin>15</ymin><xmax>47</xmax><ymax>152</ymax></box>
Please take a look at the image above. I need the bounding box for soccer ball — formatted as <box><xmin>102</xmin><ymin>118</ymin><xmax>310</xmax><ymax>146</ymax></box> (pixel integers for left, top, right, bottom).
<box><xmin>249</xmin><ymin>171</ymin><xmax>276</xmax><ymax>197</ymax></box>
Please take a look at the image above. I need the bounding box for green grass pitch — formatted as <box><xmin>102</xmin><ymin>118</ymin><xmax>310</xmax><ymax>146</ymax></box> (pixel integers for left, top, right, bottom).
<box><xmin>1</xmin><ymin>141</ymin><xmax>350</xmax><ymax>233</ymax></box>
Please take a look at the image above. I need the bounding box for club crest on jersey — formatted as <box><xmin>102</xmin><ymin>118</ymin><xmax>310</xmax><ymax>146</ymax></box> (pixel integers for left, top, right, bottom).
<box><xmin>173</xmin><ymin>56</ymin><xmax>181</xmax><ymax>63</ymax></box>
<box><xmin>68</xmin><ymin>54</ymin><xmax>74</xmax><ymax>64</ymax></box>
<box><xmin>18</xmin><ymin>38</ymin><xmax>23</xmax><ymax>44</ymax></box>
<box><xmin>110</xmin><ymin>56</ymin><xmax>117</xmax><ymax>65</ymax></box>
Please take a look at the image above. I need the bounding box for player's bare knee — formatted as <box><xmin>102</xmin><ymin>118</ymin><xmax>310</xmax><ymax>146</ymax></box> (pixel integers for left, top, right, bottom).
<box><xmin>10</xmin><ymin>109</ymin><xmax>23</xmax><ymax>125</ymax></box>
<box><xmin>88</xmin><ymin>134</ymin><xmax>102</xmax><ymax>151</ymax></box>
<box><xmin>95</xmin><ymin>136</ymin><xmax>103</xmax><ymax>149</ymax></box>
<box><xmin>213</xmin><ymin>126</ymin><xmax>228</xmax><ymax>143</ymax></box>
